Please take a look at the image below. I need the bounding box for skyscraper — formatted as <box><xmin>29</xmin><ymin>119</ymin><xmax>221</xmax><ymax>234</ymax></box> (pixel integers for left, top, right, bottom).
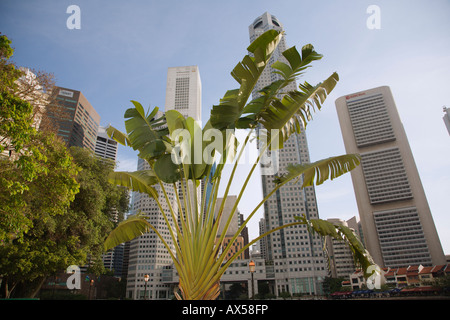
<box><xmin>165</xmin><ymin>66</ymin><xmax>202</xmax><ymax>122</ymax></box>
<box><xmin>126</xmin><ymin>66</ymin><xmax>202</xmax><ymax>300</ymax></box>
<box><xmin>250</xmin><ymin>12</ymin><xmax>328</xmax><ymax>295</ymax></box>
<box><xmin>52</xmin><ymin>86</ymin><xmax>100</xmax><ymax>152</ymax></box>
<box><xmin>335</xmin><ymin>86</ymin><xmax>446</xmax><ymax>268</ymax></box>
<box><xmin>166</xmin><ymin>65</ymin><xmax>202</xmax><ymax>230</ymax></box>
<box><xmin>126</xmin><ymin>156</ymin><xmax>179</xmax><ymax>300</ymax></box>
<box><xmin>96</xmin><ymin>125</ymin><xmax>122</xmax><ymax>277</ymax></box>
<box><xmin>95</xmin><ymin>125</ymin><xmax>118</xmax><ymax>161</ymax></box>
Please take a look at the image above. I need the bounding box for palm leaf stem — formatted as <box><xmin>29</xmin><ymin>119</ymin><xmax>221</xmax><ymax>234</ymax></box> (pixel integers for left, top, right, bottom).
<box><xmin>189</xmin><ymin>128</ymin><xmax>254</xmax><ymax>295</ymax></box>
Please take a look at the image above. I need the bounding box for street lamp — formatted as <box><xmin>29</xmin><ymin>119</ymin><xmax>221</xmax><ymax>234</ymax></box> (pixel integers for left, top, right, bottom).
<box><xmin>144</xmin><ymin>274</ymin><xmax>149</xmax><ymax>300</ymax></box>
<box><xmin>249</xmin><ymin>260</ymin><xmax>255</xmax><ymax>300</ymax></box>
<box><xmin>88</xmin><ymin>279</ymin><xmax>94</xmax><ymax>300</ymax></box>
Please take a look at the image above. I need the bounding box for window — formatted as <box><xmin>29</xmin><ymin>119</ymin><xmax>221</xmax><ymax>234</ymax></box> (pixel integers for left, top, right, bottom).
<box><xmin>360</xmin><ymin>147</ymin><xmax>412</xmax><ymax>204</ymax></box>
<box><xmin>347</xmin><ymin>94</ymin><xmax>396</xmax><ymax>147</ymax></box>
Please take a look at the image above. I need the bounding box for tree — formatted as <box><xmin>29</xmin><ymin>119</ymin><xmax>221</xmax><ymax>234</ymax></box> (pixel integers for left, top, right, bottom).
<box><xmin>0</xmin><ymin>34</ymin><xmax>64</xmax><ymax>242</ymax></box>
<box><xmin>104</xmin><ymin>29</ymin><xmax>378</xmax><ymax>300</ymax></box>
<box><xmin>68</xmin><ymin>147</ymin><xmax>129</xmax><ymax>275</ymax></box>
<box><xmin>322</xmin><ymin>276</ymin><xmax>347</xmax><ymax>295</ymax></box>
<box><xmin>0</xmin><ymin>145</ymin><xmax>129</xmax><ymax>298</ymax></box>
<box><xmin>0</xmin><ymin>35</ymin><xmax>130</xmax><ymax>297</ymax></box>
<box><xmin>0</xmin><ymin>131</ymin><xmax>80</xmax><ymax>298</ymax></box>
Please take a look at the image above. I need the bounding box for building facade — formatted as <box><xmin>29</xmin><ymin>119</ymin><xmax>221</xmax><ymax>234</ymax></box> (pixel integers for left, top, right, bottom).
<box><xmin>95</xmin><ymin>125</ymin><xmax>118</xmax><ymax>162</ymax></box>
<box><xmin>52</xmin><ymin>86</ymin><xmax>100</xmax><ymax>152</ymax></box>
<box><xmin>165</xmin><ymin>65</ymin><xmax>202</xmax><ymax>122</ymax></box>
<box><xmin>250</xmin><ymin>12</ymin><xmax>328</xmax><ymax>295</ymax></box>
<box><xmin>335</xmin><ymin>86</ymin><xmax>446</xmax><ymax>268</ymax></box>
<box><xmin>125</xmin><ymin>66</ymin><xmax>202</xmax><ymax>299</ymax></box>
<box><xmin>126</xmin><ymin>157</ymin><xmax>178</xmax><ymax>300</ymax></box>
<box><xmin>95</xmin><ymin>125</ymin><xmax>122</xmax><ymax>277</ymax></box>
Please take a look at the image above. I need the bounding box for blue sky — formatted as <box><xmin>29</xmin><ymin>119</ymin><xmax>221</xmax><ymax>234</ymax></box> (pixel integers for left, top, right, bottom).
<box><xmin>1</xmin><ymin>0</ymin><xmax>450</xmax><ymax>254</ymax></box>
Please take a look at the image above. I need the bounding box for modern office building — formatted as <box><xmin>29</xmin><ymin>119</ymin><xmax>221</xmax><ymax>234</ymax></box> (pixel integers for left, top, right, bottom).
<box><xmin>215</xmin><ymin>196</ymin><xmax>240</xmax><ymax>237</ymax></box>
<box><xmin>214</xmin><ymin>196</ymin><xmax>248</xmax><ymax>261</ymax></box>
<box><xmin>126</xmin><ymin>66</ymin><xmax>202</xmax><ymax>299</ymax></box>
<box><xmin>95</xmin><ymin>125</ymin><xmax>118</xmax><ymax>162</ymax></box>
<box><xmin>258</xmin><ymin>218</ymin><xmax>269</xmax><ymax>261</ymax></box>
<box><xmin>250</xmin><ymin>12</ymin><xmax>328</xmax><ymax>295</ymax></box>
<box><xmin>165</xmin><ymin>66</ymin><xmax>202</xmax><ymax>122</ymax></box>
<box><xmin>335</xmin><ymin>86</ymin><xmax>446</xmax><ymax>268</ymax></box>
<box><xmin>52</xmin><ymin>86</ymin><xmax>100</xmax><ymax>152</ymax></box>
<box><xmin>126</xmin><ymin>157</ymin><xmax>179</xmax><ymax>300</ymax></box>
<box><xmin>96</xmin><ymin>125</ymin><xmax>122</xmax><ymax>276</ymax></box>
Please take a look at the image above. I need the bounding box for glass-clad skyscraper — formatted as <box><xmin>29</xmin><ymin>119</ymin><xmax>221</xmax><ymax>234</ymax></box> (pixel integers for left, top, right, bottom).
<box><xmin>250</xmin><ymin>12</ymin><xmax>328</xmax><ymax>295</ymax></box>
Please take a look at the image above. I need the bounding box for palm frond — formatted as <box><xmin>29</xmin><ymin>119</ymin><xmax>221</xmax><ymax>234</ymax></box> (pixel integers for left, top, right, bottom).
<box><xmin>274</xmin><ymin>154</ymin><xmax>361</xmax><ymax>187</ymax></box>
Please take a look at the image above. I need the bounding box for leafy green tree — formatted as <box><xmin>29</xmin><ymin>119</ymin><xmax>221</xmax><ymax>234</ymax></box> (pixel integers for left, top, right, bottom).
<box><xmin>0</xmin><ymin>35</ymin><xmax>129</xmax><ymax>297</ymax></box>
<box><xmin>279</xmin><ymin>291</ymin><xmax>292</xmax><ymax>300</ymax></box>
<box><xmin>322</xmin><ymin>276</ymin><xmax>347</xmax><ymax>295</ymax></box>
<box><xmin>68</xmin><ymin>147</ymin><xmax>129</xmax><ymax>275</ymax></box>
<box><xmin>0</xmin><ymin>34</ymin><xmax>58</xmax><ymax>241</ymax></box>
<box><xmin>104</xmin><ymin>30</ymin><xmax>377</xmax><ymax>300</ymax></box>
<box><xmin>0</xmin><ymin>145</ymin><xmax>129</xmax><ymax>298</ymax></box>
<box><xmin>0</xmin><ymin>131</ymin><xmax>80</xmax><ymax>298</ymax></box>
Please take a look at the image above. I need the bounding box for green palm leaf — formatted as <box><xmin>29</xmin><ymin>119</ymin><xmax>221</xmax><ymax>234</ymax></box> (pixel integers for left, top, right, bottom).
<box><xmin>108</xmin><ymin>170</ymin><xmax>158</xmax><ymax>198</ymax></box>
<box><xmin>295</xmin><ymin>216</ymin><xmax>376</xmax><ymax>277</ymax></box>
<box><xmin>274</xmin><ymin>154</ymin><xmax>361</xmax><ymax>187</ymax></box>
<box><xmin>106</xmin><ymin>125</ymin><xmax>131</xmax><ymax>147</ymax></box>
<box><xmin>104</xmin><ymin>214</ymin><xmax>151</xmax><ymax>252</ymax></box>
<box><xmin>236</xmin><ymin>44</ymin><xmax>337</xmax><ymax>149</ymax></box>
<box><xmin>259</xmin><ymin>72</ymin><xmax>339</xmax><ymax>148</ymax></box>
<box><xmin>124</xmin><ymin>101</ymin><xmax>169</xmax><ymax>160</ymax></box>
<box><xmin>210</xmin><ymin>30</ymin><xmax>283</xmax><ymax>129</ymax></box>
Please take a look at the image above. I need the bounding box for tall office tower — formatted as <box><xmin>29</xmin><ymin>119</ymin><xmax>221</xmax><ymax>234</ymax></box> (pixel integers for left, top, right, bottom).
<box><xmin>96</xmin><ymin>125</ymin><xmax>122</xmax><ymax>276</ymax></box>
<box><xmin>238</xmin><ymin>213</ymin><xmax>250</xmax><ymax>259</ymax></box>
<box><xmin>165</xmin><ymin>66</ymin><xmax>202</xmax><ymax>233</ymax></box>
<box><xmin>335</xmin><ymin>86</ymin><xmax>445</xmax><ymax>268</ymax></box>
<box><xmin>250</xmin><ymin>12</ymin><xmax>328</xmax><ymax>296</ymax></box>
<box><xmin>95</xmin><ymin>125</ymin><xmax>118</xmax><ymax>161</ymax></box>
<box><xmin>258</xmin><ymin>218</ymin><xmax>268</xmax><ymax>261</ymax></box>
<box><xmin>126</xmin><ymin>157</ymin><xmax>178</xmax><ymax>300</ymax></box>
<box><xmin>51</xmin><ymin>86</ymin><xmax>100</xmax><ymax>152</ymax></box>
<box><xmin>214</xmin><ymin>196</ymin><xmax>246</xmax><ymax>261</ymax></box>
<box><xmin>443</xmin><ymin>107</ymin><xmax>450</xmax><ymax>135</ymax></box>
<box><xmin>126</xmin><ymin>66</ymin><xmax>203</xmax><ymax>299</ymax></box>
<box><xmin>165</xmin><ymin>66</ymin><xmax>202</xmax><ymax>122</ymax></box>
<box><xmin>215</xmin><ymin>196</ymin><xmax>240</xmax><ymax>236</ymax></box>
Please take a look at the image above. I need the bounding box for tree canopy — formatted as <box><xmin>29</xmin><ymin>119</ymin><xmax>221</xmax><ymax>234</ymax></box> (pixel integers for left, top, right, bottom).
<box><xmin>0</xmin><ymin>34</ymin><xmax>129</xmax><ymax>298</ymax></box>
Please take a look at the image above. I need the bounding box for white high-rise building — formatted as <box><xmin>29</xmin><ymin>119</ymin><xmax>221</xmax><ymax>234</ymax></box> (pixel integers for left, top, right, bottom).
<box><xmin>335</xmin><ymin>86</ymin><xmax>446</xmax><ymax>268</ymax></box>
<box><xmin>251</xmin><ymin>12</ymin><xmax>328</xmax><ymax>296</ymax></box>
<box><xmin>126</xmin><ymin>157</ymin><xmax>178</xmax><ymax>300</ymax></box>
<box><xmin>165</xmin><ymin>65</ymin><xmax>202</xmax><ymax>122</ymax></box>
<box><xmin>96</xmin><ymin>125</ymin><xmax>121</xmax><ymax>276</ymax></box>
<box><xmin>95</xmin><ymin>125</ymin><xmax>118</xmax><ymax>162</ymax></box>
<box><xmin>126</xmin><ymin>67</ymin><xmax>202</xmax><ymax>300</ymax></box>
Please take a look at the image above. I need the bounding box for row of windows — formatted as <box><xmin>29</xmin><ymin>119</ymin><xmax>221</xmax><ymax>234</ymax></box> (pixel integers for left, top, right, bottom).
<box><xmin>373</xmin><ymin>207</ymin><xmax>431</xmax><ymax>266</ymax></box>
<box><xmin>361</xmin><ymin>147</ymin><xmax>413</xmax><ymax>204</ymax></box>
<box><xmin>347</xmin><ymin>94</ymin><xmax>396</xmax><ymax>147</ymax></box>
